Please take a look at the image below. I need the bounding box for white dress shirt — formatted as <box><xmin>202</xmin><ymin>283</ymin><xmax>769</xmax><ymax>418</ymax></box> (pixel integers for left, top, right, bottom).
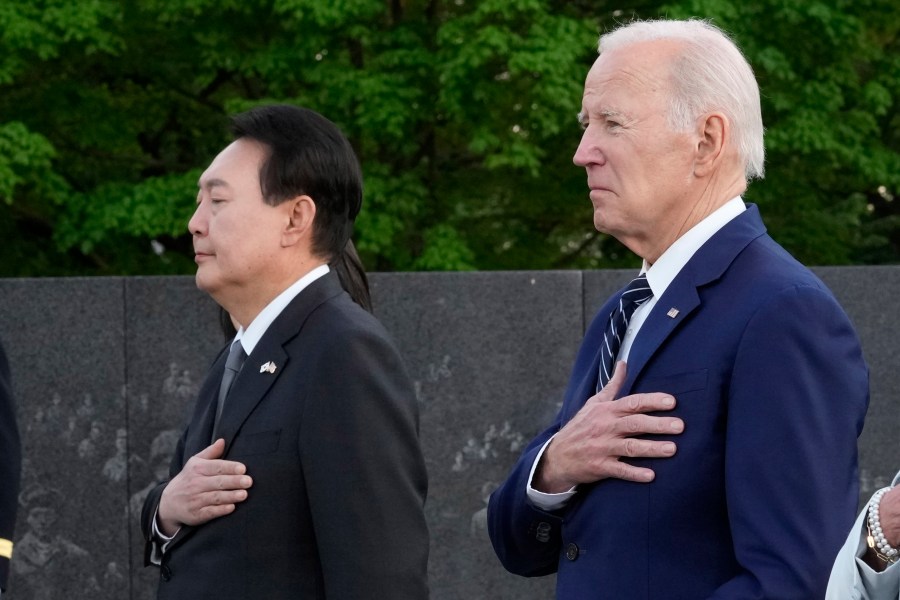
<box><xmin>238</xmin><ymin>264</ymin><xmax>330</xmax><ymax>355</ymax></box>
<box><xmin>151</xmin><ymin>264</ymin><xmax>330</xmax><ymax>556</ymax></box>
<box><xmin>527</xmin><ymin>198</ymin><xmax>746</xmax><ymax>510</ymax></box>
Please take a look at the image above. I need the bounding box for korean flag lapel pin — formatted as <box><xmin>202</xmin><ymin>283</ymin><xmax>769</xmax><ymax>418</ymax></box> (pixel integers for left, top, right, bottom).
<box><xmin>260</xmin><ymin>361</ymin><xmax>277</xmax><ymax>374</ymax></box>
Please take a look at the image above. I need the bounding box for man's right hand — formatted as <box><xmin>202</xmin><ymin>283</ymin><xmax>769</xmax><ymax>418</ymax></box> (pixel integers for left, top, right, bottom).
<box><xmin>157</xmin><ymin>438</ymin><xmax>252</xmax><ymax>536</ymax></box>
<box><xmin>533</xmin><ymin>361</ymin><xmax>684</xmax><ymax>494</ymax></box>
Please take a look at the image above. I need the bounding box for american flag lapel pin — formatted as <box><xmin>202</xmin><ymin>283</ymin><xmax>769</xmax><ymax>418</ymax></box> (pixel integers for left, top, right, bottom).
<box><xmin>666</xmin><ymin>308</ymin><xmax>680</xmax><ymax>318</ymax></box>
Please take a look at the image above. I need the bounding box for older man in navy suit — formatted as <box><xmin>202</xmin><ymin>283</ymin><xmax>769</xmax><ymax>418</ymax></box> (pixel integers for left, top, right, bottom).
<box><xmin>488</xmin><ymin>19</ymin><xmax>868</xmax><ymax>599</ymax></box>
<box><xmin>141</xmin><ymin>105</ymin><xmax>429</xmax><ymax>599</ymax></box>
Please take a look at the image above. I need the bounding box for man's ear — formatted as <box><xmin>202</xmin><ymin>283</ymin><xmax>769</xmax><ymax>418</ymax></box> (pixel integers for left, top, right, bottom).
<box><xmin>281</xmin><ymin>195</ymin><xmax>316</xmax><ymax>248</ymax></box>
<box><xmin>693</xmin><ymin>112</ymin><xmax>727</xmax><ymax>177</ymax></box>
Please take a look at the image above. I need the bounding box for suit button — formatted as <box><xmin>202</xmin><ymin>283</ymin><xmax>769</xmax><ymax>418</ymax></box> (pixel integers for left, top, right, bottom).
<box><xmin>565</xmin><ymin>542</ymin><xmax>579</xmax><ymax>561</ymax></box>
<box><xmin>161</xmin><ymin>565</ymin><xmax>172</xmax><ymax>581</ymax></box>
<box><xmin>535</xmin><ymin>521</ymin><xmax>552</xmax><ymax>543</ymax></box>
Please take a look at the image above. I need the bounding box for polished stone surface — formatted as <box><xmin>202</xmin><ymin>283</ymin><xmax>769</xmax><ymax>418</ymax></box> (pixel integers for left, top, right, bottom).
<box><xmin>814</xmin><ymin>267</ymin><xmax>900</xmax><ymax>505</ymax></box>
<box><xmin>372</xmin><ymin>271</ymin><xmax>581</xmax><ymax>599</ymax></box>
<box><xmin>123</xmin><ymin>276</ymin><xmax>226</xmax><ymax>600</ymax></box>
<box><xmin>0</xmin><ymin>278</ymin><xmax>130</xmax><ymax>599</ymax></box>
<box><xmin>0</xmin><ymin>268</ymin><xmax>896</xmax><ymax>599</ymax></box>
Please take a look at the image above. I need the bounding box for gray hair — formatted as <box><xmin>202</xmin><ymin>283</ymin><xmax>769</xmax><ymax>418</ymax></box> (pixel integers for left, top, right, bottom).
<box><xmin>599</xmin><ymin>19</ymin><xmax>765</xmax><ymax>180</ymax></box>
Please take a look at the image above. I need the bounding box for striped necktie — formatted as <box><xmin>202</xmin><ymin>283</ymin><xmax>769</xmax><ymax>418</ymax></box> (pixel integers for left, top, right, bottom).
<box><xmin>597</xmin><ymin>275</ymin><xmax>653</xmax><ymax>392</ymax></box>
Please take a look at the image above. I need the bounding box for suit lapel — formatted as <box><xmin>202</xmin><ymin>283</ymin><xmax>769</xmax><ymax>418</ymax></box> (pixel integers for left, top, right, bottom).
<box><xmin>183</xmin><ymin>350</ymin><xmax>228</xmax><ymax>459</ymax></box>
<box><xmin>215</xmin><ymin>343</ymin><xmax>288</xmax><ymax>455</ymax></box>
<box><xmin>620</xmin><ymin>279</ymin><xmax>701</xmax><ymax>392</ymax></box>
<box><xmin>215</xmin><ymin>271</ymin><xmax>345</xmax><ymax>458</ymax></box>
<box><xmin>619</xmin><ymin>204</ymin><xmax>767</xmax><ymax>393</ymax></box>
<box><xmin>166</xmin><ymin>350</ymin><xmax>226</xmax><ymax>551</ymax></box>
<box><xmin>566</xmin><ymin>296</ymin><xmax>619</xmax><ymax>421</ymax></box>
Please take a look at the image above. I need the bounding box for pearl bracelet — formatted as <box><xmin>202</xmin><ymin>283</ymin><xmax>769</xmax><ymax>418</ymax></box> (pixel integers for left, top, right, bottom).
<box><xmin>867</xmin><ymin>486</ymin><xmax>899</xmax><ymax>565</ymax></box>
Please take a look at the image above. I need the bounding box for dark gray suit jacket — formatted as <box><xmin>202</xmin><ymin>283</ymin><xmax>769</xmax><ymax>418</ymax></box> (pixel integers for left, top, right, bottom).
<box><xmin>141</xmin><ymin>272</ymin><xmax>429</xmax><ymax>599</ymax></box>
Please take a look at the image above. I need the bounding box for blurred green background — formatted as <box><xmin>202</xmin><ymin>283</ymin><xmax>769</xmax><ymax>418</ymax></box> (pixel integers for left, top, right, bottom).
<box><xmin>1</xmin><ymin>0</ymin><xmax>898</xmax><ymax>276</ymax></box>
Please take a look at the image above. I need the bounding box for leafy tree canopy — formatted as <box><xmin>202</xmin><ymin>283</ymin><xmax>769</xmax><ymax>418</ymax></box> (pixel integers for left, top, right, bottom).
<box><xmin>1</xmin><ymin>0</ymin><xmax>897</xmax><ymax>276</ymax></box>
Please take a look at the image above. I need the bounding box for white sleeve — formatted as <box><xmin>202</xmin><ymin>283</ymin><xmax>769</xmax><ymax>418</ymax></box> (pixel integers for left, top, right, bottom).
<box><xmin>826</xmin><ymin>500</ymin><xmax>900</xmax><ymax>600</ymax></box>
<box><xmin>857</xmin><ymin>550</ymin><xmax>900</xmax><ymax>600</ymax></box>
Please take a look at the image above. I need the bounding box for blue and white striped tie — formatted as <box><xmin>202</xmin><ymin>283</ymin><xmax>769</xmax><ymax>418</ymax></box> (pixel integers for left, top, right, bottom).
<box><xmin>596</xmin><ymin>275</ymin><xmax>653</xmax><ymax>392</ymax></box>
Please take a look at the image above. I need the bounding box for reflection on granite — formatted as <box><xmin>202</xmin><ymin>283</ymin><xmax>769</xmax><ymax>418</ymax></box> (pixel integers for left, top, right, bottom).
<box><xmin>0</xmin><ymin>269</ymin><xmax>896</xmax><ymax>598</ymax></box>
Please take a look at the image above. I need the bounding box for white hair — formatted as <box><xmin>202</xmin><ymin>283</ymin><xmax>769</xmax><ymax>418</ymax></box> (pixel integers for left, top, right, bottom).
<box><xmin>599</xmin><ymin>19</ymin><xmax>765</xmax><ymax>180</ymax></box>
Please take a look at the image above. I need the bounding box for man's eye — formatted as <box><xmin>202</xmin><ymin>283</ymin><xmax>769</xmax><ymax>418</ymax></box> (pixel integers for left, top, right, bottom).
<box><xmin>211</xmin><ymin>198</ymin><xmax>225</xmax><ymax>204</ymax></box>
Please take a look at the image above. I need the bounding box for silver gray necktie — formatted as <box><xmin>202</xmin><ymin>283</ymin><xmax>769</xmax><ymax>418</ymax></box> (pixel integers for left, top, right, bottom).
<box><xmin>212</xmin><ymin>339</ymin><xmax>246</xmax><ymax>442</ymax></box>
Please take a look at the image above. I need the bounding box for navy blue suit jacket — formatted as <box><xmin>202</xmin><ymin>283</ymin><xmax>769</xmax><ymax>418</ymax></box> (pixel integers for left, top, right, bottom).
<box><xmin>488</xmin><ymin>205</ymin><xmax>868</xmax><ymax>599</ymax></box>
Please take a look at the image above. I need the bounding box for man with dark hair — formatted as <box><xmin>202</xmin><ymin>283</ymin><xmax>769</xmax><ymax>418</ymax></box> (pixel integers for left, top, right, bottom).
<box><xmin>0</xmin><ymin>338</ymin><xmax>21</xmax><ymax>598</ymax></box>
<box><xmin>141</xmin><ymin>104</ymin><xmax>429</xmax><ymax>599</ymax></box>
<box><xmin>488</xmin><ymin>19</ymin><xmax>868</xmax><ymax>599</ymax></box>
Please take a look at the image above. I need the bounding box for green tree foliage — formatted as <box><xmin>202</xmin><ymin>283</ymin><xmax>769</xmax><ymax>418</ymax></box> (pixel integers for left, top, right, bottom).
<box><xmin>0</xmin><ymin>0</ymin><xmax>897</xmax><ymax>276</ymax></box>
<box><xmin>664</xmin><ymin>0</ymin><xmax>900</xmax><ymax>264</ymax></box>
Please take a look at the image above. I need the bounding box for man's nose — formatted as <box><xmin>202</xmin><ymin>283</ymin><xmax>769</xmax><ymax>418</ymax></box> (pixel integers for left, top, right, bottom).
<box><xmin>188</xmin><ymin>202</ymin><xmax>206</xmax><ymax>236</ymax></box>
<box><xmin>573</xmin><ymin>129</ymin><xmax>602</xmax><ymax>167</ymax></box>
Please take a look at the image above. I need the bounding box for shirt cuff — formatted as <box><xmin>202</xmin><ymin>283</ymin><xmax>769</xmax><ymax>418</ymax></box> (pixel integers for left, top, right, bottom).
<box><xmin>149</xmin><ymin>506</ymin><xmax>180</xmax><ymax>564</ymax></box>
<box><xmin>526</xmin><ymin>436</ymin><xmax>576</xmax><ymax>511</ymax></box>
<box><xmin>856</xmin><ymin>555</ymin><xmax>900</xmax><ymax>598</ymax></box>
<box><xmin>853</xmin><ymin>517</ymin><xmax>900</xmax><ymax>597</ymax></box>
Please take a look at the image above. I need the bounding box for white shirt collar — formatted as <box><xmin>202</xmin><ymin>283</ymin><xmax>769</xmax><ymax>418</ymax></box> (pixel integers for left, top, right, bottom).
<box><xmin>232</xmin><ymin>264</ymin><xmax>330</xmax><ymax>355</ymax></box>
<box><xmin>642</xmin><ymin>197</ymin><xmax>745</xmax><ymax>298</ymax></box>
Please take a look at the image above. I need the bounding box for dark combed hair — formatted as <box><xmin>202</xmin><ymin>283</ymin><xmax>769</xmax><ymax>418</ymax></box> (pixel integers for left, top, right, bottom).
<box><xmin>229</xmin><ymin>104</ymin><xmax>371</xmax><ymax>311</ymax></box>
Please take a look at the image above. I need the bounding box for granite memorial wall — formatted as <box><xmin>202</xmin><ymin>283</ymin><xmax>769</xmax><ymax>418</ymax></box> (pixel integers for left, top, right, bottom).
<box><xmin>0</xmin><ymin>269</ymin><xmax>896</xmax><ymax>599</ymax></box>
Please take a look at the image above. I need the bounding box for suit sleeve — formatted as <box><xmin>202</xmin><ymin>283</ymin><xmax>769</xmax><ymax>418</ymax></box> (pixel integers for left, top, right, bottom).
<box><xmin>140</xmin><ymin>427</ymin><xmax>188</xmax><ymax>566</ymax></box>
<box><xmin>710</xmin><ymin>285</ymin><xmax>868</xmax><ymax>599</ymax></box>
<box><xmin>299</xmin><ymin>325</ymin><xmax>429</xmax><ymax>599</ymax></box>
<box><xmin>488</xmin><ymin>301</ymin><xmax>612</xmax><ymax>577</ymax></box>
<box><xmin>486</xmin><ymin>425</ymin><xmax>565</xmax><ymax>576</ymax></box>
<box><xmin>0</xmin><ymin>341</ymin><xmax>21</xmax><ymax>593</ymax></box>
<box><xmin>485</xmin><ymin>307</ymin><xmax>610</xmax><ymax>577</ymax></box>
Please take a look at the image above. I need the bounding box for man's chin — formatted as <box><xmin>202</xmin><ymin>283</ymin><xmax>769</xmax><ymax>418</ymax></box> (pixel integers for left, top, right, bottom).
<box><xmin>593</xmin><ymin>213</ymin><xmax>613</xmax><ymax>235</ymax></box>
<box><xmin>194</xmin><ymin>270</ymin><xmax>216</xmax><ymax>293</ymax></box>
